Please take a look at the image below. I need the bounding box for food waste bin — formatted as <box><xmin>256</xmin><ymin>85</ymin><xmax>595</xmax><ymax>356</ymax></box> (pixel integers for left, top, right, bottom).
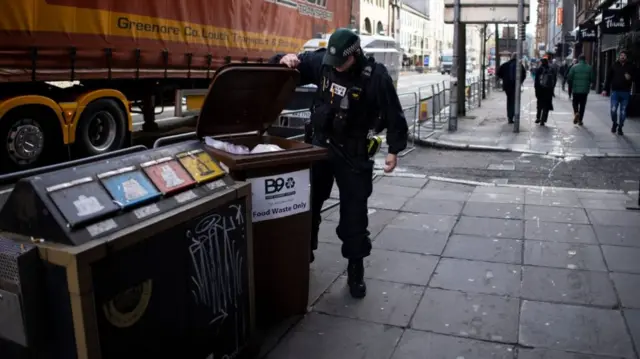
<box><xmin>196</xmin><ymin>63</ymin><xmax>328</xmax><ymax>329</ymax></box>
<box><xmin>0</xmin><ymin>140</ymin><xmax>257</xmax><ymax>359</ymax></box>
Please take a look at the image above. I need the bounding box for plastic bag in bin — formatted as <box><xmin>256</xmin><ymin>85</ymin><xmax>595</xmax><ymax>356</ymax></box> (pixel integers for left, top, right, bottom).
<box><xmin>204</xmin><ymin>137</ymin><xmax>284</xmax><ymax>154</ymax></box>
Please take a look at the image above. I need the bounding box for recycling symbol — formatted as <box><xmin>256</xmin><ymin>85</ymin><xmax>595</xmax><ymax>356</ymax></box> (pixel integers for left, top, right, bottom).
<box><xmin>285</xmin><ymin>177</ymin><xmax>295</xmax><ymax>189</ymax></box>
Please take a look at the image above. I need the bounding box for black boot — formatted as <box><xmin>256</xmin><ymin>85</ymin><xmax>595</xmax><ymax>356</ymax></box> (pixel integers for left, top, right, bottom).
<box><xmin>618</xmin><ymin>126</ymin><xmax>624</xmax><ymax>135</ymax></box>
<box><xmin>347</xmin><ymin>259</ymin><xmax>366</xmax><ymax>298</ymax></box>
<box><xmin>612</xmin><ymin>122</ymin><xmax>618</xmax><ymax>133</ymax></box>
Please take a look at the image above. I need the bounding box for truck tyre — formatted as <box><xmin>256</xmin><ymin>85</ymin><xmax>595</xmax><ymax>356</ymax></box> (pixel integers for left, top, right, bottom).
<box><xmin>75</xmin><ymin>99</ymin><xmax>127</xmax><ymax>157</ymax></box>
<box><xmin>0</xmin><ymin>107</ymin><xmax>61</xmax><ymax>172</ymax></box>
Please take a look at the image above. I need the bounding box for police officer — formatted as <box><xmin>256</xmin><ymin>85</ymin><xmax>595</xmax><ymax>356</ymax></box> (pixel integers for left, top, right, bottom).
<box><xmin>271</xmin><ymin>29</ymin><xmax>408</xmax><ymax>298</ymax></box>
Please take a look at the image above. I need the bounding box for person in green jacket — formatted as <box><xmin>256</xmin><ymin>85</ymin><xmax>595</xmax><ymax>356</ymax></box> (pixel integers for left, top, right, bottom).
<box><xmin>567</xmin><ymin>55</ymin><xmax>594</xmax><ymax>126</ymax></box>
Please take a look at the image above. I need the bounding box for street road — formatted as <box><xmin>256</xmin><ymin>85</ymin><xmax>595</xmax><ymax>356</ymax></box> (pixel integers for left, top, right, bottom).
<box><xmin>380</xmin><ymin>147</ymin><xmax>640</xmax><ymax>192</ymax></box>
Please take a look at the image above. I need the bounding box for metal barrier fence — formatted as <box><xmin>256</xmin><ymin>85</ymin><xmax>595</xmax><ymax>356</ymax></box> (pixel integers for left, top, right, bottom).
<box><xmin>276</xmin><ymin>75</ymin><xmax>496</xmax><ymax>153</ymax></box>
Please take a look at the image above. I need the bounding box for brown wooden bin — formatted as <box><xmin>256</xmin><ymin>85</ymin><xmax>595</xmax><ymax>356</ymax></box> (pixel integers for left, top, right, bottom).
<box><xmin>196</xmin><ymin>63</ymin><xmax>328</xmax><ymax>328</ymax></box>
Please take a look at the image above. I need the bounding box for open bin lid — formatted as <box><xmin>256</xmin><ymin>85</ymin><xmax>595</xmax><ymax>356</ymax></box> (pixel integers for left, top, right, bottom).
<box><xmin>196</xmin><ymin>64</ymin><xmax>301</xmax><ymax>137</ymax></box>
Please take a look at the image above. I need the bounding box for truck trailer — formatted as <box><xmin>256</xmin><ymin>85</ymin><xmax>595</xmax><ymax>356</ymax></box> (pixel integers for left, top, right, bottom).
<box><xmin>0</xmin><ymin>0</ymin><xmax>357</xmax><ymax>173</ymax></box>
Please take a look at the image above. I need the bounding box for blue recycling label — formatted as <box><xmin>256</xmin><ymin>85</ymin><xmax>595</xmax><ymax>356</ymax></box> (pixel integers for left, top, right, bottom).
<box><xmin>101</xmin><ymin>170</ymin><xmax>161</xmax><ymax>209</ymax></box>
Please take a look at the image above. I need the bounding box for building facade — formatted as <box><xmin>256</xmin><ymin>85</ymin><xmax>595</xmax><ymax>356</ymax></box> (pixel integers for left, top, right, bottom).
<box><xmin>399</xmin><ymin>3</ymin><xmax>430</xmax><ymax>66</ymax></box>
<box><xmin>360</xmin><ymin>0</ymin><xmax>388</xmax><ymax>35</ymax></box>
<box><xmin>536</xmin><ymin>0</ymin><xmax>549</xmax><ymax>50</ymax></box>
<box><xmin>574</xmin><ymin>0</ymin><xmax>632</xmax><ymax>92</ymax></box>
<box><xmin>546</xmin><ymin>0</ymin><xmax>575</xmax><ymax>59</ymax></box>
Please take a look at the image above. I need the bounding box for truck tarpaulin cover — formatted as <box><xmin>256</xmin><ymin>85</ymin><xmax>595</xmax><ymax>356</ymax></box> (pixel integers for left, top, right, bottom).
<box><xmin>0</xmin><ymin>0</ymin><xmax>357</xmax><ymax>81</ymax></box>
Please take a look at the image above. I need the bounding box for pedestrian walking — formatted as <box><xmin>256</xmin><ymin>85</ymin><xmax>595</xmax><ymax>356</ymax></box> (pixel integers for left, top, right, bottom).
<box><xmin>272</xmin><ymin>29</ymin><xmax>408</xmax><ymax>299</ymax></box>
<box><xmin>534</xmin><ymin>58</ymin><xmax>556</xmax><ymax>125</ymax></box>
<box><xmin>497</xmin><ymin>53</ymin><xmax>527</xmax><ymax>124</ymax></box>
<box><xmin>564</xmin><ymin>58</ymin><xmax>578</xmax><ymax>98</ymax></box>
<box><xmin>567</xmin><ymin>55</ymin><xmax>594</xmax><ymax>126</ymax></box>
<box><xmin>602</xmin><ymin>50</ymin><xmax>636</xmax><ymax>135</ymax></box>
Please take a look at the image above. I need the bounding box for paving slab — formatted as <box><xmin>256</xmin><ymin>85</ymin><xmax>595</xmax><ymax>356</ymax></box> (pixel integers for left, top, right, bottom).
<box><xmin>468</xmin><ymin>192</ymin><xmax>525</xmax><ymax>204</ymax></box>
<box><xmin>473</xmin><ymin>186</ymin><xmax>525</xmax><ymax>195</ymax></box>
<box><xmin>602</xmin><ymin>245</ymin><xmax>640</xmax><ymax>274</ymax></box>
<box><xmin>411</xmin><ymin>288</ymin><xmax>520</xmax><ymax>343</ymax></box>
<box><xmin>414</xmin><ymin>188</ymin><xmax>472</xmax><ymax>201</ymax></box>
<box><xmin>389</xmin><ymin>212</ymin><xmax>457</xmax><ymax>234</ymax></box>
<box><xmin>611</xmin><ymin>273</ymin><xmax>640</xmax><ymax>309</ymax></box>
<box><xmin>580</xmin><ymin>198</ymin><xmax>629</xmax><ymax>211</ymax></box>
<box><xmin>624</xmin><ymin>309</ymin><xmax>640</xmax><ymax>354</ymax></box>
<box><xmin>453</xmin><ymin>216</ymin><xmax>524</xmax><ymax>239</ymax></box>
<box><xmin>268</xmin><ymin>178</ymin><xmax>640</xmax><ymax>358</ymax></box>
<box><xmin>372</xmin><ymin>183</ymin><xmax>421</xmax><ymax>197</ymax></box>
<box><xmin>266</xmin><ymin>313</ymin><xmax>403</xmax><ymax>359</ymax></box>
<box><xmin>521</xmin><ymin>266</ymin><xmax>617</xmax><ymax>307</ymax></box>
<box><xmin>462</xmin><ymin>202</ymin><xmax>524</xmax><ymax>220</ymax></box>
<box><xmin>375</xmin><ymin>176</ymin><xmax>428</xmax><ymax>188</ymax></box>
<box><xmin>587</xmin><ymin>209</ymin><xmax>640</xmax><ymax>227</ymax></box>
<box><xmin>309</xmin><ymin>270</ymin><xmax>341</xmax><ymax>305</ymax></box>
<box><xmin>373</xmin><ymin>226</ymin><xmax>449</xmax><ymax>255</ymax></box>
<box><xmin>368</xmin><ymin>193</ymin><xmax>409</xmax><ymax>210</ymax></box>
<box><xmin>518</xmin><ymin>348</ymin><xmax>627</xmax><ymax>359</ymax></box>
<box><xmin>594</xmin><ymin>225</ymin><xmax>640</xmax><ymax>247</ymax></box>
<box><xmin>524</xmin><ymin>205</ymin><xmax>590</xmax><ymax>224</ymax></box>
<box><xmin>390</xmin><ymin>329</ymin><xmax>515</xmax><ymax>359</ymax></box>
<box><xmin>423</xmin><ymin>180</ymin><xmax>476</xmax><ymax>192</ymax></box>
<box><xmin>523</xmin><ymin>241</ymin><xmax>607</xmax><ymax>271</ymax></box>
<box><xmin>314</xmin><ymin>276</ymin><xmax>424</xmax><ymax>327</ymax></box>
<box><xmin>519</xmin><ymin>301</ymin><xmax>635</xmax><ymax>358</ymax></box>
<box><xmin>401</xmin><ymin>197</ymin><xmax>465</xmax><ymax>216</ymax></box>
<box><xmin>524</xmin><ymin>193</ymin><xmax>583</xmax><ymax>208</ymax></box>
<box><xmin>311</xmin><ymin>243</ymin><xmax>347</xmax><ymax>274</ymax></box>
<box><xmin>430</xmin><ymin>258</ymin><xmax>521</xmax><ymax>297</ymax></box>
<box><xmin>364</xmin><ymin>249</ymin><xmax>439</xmax><ymax>285</ymax></box>
<box><xmin>524</xmin><ymin>221</ymin><xmax>598</xmax><ymax>244</ymax></box>
<box><xmin>442</xmin><ymin>235</ymin><xmax>522</xmax><ymax>264</ymax></box>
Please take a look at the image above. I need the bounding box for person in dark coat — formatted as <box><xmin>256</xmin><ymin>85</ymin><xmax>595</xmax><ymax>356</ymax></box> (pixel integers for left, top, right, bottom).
<box><xmin>534</xmin><ymin>58</ymin><xmax>556</xmax><ymax>125</ymax></box>
<box><xmin>497</xmin><ymin>53</ymin><xmax>527</xmax><ymax>124</ymax></box>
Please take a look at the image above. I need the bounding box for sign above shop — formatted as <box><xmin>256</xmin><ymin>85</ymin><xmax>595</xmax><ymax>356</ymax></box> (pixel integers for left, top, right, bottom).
<box><xmin>600</xmin><ymin>9</ymin><xmax>630</xmax><ymax>34</ymax></box>
<box><xmin>578</xmin><ymin>22</ymin><xmax>597</xmax><ymax>42</ymax></box>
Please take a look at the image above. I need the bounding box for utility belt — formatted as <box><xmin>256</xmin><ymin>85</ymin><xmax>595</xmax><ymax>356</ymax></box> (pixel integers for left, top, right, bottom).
<box><xmin>304</xmin><ymin>119</ymin><xmax>381</xmax><ymax>159</ymax></box>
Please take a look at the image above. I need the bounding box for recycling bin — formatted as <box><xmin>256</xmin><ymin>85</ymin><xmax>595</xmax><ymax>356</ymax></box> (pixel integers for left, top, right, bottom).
<box><xmin>0</xmin><ymin>140</ymin><xmax>257</xmax><ymax>359</ymax></box>
<box><xmin>196</xmin><ymin>63</ymin><xmax>328</xmax><ymax>329</ymax></box>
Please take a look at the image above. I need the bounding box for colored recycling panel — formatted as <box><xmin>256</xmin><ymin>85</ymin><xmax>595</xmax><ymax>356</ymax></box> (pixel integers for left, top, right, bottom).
<box><xmin>48</xmin><ymin>181</ymin><xmax>119</xmax><ymax>227</ymax></box>
<box><xmin>143</xmin><ymin>160</ymin><xmax>196</xmax><ymax>194</ymax></box>
<box><xmin>101</xmin><ymin>170</ymin><xmax>161</xmax><ymax>209</ymax></box>
<box><xmin>177</xmin><ymin>150</ymin><xmax>226</xmax><ymax>183</ymax></box>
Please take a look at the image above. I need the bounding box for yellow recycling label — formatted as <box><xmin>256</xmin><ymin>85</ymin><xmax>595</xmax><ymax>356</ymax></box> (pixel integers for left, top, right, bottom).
<box><xmin>177</xmin><ymin>150</ymin><xmax>226</xmax><ymax>183</ymax></box>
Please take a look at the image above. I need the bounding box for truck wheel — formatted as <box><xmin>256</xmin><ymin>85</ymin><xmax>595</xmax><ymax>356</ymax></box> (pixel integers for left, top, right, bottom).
<box><xmin>0</xmin><ymin>107</ymin><xmax>62</xmax><ymax>172</ymax></box>
<box><xmin>75</xmin><ymin>99</ymin><xmax>127</xmax><ymax>156</ymax></box>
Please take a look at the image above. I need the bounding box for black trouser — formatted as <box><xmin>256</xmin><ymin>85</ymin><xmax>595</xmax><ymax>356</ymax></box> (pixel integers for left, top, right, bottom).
<box><xmin>310</xmin><ymin>142</ymin><xmax>373</xmax><ymax>260</ymax></box>
<box><xmin>572</xmin><ymin>93</ymin><xmax>588</xmax><ymax>122</ymax></box>
<box><xmin>505</xmin><ymin>89</ymin><xmax>515</xmax><ymax>121</ymax></box>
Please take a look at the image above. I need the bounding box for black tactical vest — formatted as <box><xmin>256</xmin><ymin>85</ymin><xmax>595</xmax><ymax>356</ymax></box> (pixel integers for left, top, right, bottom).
<box><xmin>311</xmin><ymin>57</ymin><xmax>376</xmax><ymax>146</ymax></box>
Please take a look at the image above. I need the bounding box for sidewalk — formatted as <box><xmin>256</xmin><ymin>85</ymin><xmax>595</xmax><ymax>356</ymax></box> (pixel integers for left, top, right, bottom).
<box><xmin>415</xmin><ymin>80</ymin><xmax>640</xmax><ymax>157</ymax></box>
<box><xmin>263</xmin><ymin>174</ymin><xmax>640</xmax><ymax>359</ymax></box>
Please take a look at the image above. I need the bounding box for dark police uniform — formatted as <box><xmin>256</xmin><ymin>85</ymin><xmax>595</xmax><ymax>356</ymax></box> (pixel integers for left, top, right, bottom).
<box><xmin>271</xmin><ymin>29</ymin><xmax>408</xmax><ymax>298</ymax></box>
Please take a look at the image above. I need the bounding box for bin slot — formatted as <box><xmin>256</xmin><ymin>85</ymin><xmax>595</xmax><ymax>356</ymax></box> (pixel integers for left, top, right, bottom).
<box><xmin>100</xmin><ymin>170</ymin><xmax>162</xmax><ymax>210</ymax></box>
<box><xmin>177</xmin><ymin>150</ymin><xmax>226</xmax><ymax>183</ymax></box>
<box><xmin>142</xmin><ymin>159</ymin><xmax>196</xmax><ymax>195</ymax></box>
<box><xmin>0</xmin><ymin>140</ymin><xmax>238</xmax><ymax>246</ymax></box>
<box><xmin>48</xmin><ymin>180</ymin><xmax>119</xmax><ymax>228</ymax></box>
